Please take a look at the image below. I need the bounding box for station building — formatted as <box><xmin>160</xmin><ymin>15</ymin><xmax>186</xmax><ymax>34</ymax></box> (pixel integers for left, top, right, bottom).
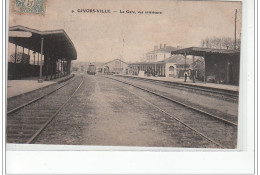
<box><xmin>146</xmin><ymin>44</ymin><xmax>177</xmax><ymax>62</ymax></box>
<box><xmin>96</xmin><ymin>59</ymin><xmax>129</xmax><ymax>74</ymax></box>
<box><xmin>171</xmin><ymin>47</ymin><xmax>240</xmax><ymax>85</ymax></box>
<box><xmin>8</xmin><ymin>25</ymin><xmax>77</xmax><ymax>80</ymax></box>
<box><xmin>128</xmin><ymin>61</ymin><xmax>189</xmax><ymax>78</ymax></box>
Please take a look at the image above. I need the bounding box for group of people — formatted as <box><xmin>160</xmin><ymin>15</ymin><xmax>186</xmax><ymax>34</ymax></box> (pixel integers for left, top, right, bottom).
<box><xmin>184</xmin><ymin>70</ymin><xmax>196</xmax><ymax>82</ymax></box>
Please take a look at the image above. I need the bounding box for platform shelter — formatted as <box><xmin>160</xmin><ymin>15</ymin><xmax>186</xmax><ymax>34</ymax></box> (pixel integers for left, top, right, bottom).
<box><xmin>171</xmin><ymin>47</ymin><xmax>240</xmax><ymax>85</ymax></box>
<box><xmin>8</xmin><ymin>25</ymin><xmax>77</xmax><ymax>81</ymax></box>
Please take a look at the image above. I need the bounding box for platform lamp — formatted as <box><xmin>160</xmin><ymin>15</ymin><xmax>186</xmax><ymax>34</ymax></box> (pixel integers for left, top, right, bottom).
<box><xmin>33</xmin><ymin>51</ymin><xmax>36</xmax><ymax>65</ymax></box>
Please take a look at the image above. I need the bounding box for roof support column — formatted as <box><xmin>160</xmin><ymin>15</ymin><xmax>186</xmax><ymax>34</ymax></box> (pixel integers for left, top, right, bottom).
<box><xmin>45</xmin><ymin>56</ymin><xmax>49</xmax><ymax>80</ymax></box>
<box><xmin>60</xmin><ymin>58</ymin><xmax>62</xmax><ymax>76</ymax></box>
<box><xmin>184</xmin><ymin>52</ymin><xmax>187</xmax><ymax>82</ymax></box>
<box><xmin>192</xmin><ymin>55</ymin><xmax>195</xmax><ymax>83</ymax></box>
<box><xmin>38</xmin><ymin>37</ymin><xmax>44</xmax><ymax>83</ymax></box>
<box><xmin>14</xmin><ymin>44</ymin><xmax>17</xmax><ymax>64</ymax></box>
<box><xmin>227</xmin><ymin>60</ymin><xmax>230</xmax><ymax>84</ymax></box>
<box><xmin>154</xmin><ymin>65</ymin><xmax>156</xmax><ymax>72</ymax></box>
<box><xmin>203</xmin><ymin>53</ymin><xmax>206</xmax><ymax>84</ymax></box>
<box><xmin>53</xmin><ymin>59</ymin><xmax>56</xmax><ymax>77</ymax></box>
<box><xmin>50</xmin><ymin>58</ymin><xmax>54</xmax><ymax>80</ymax></box>
<box><xmin>37</xmin><ymin>53</ymin><xmax>39</xmax><ymax>65</ymax></box>
<box><xmin>64</xmin><ymin>59</ymin><xmax>66</xmax><ymax>75</ymax></box>
<box><xmin>67</xmin><ymin>60</ymin><xmax>71</xmax><ymax>75</ymax></box>
<box><xmin>61</xmin><ymin>58</ymin><xmax>64</xmax><ymax>76</ymax></box>
<box><xmin>58</xmin><ymin>59</ymin><xmax>61</xmax><ymax>78</ymax></box>
<box><xmin>33</xmin><ymin>52</ymin><xmax>35</xmax><ymax>65</ymax></box>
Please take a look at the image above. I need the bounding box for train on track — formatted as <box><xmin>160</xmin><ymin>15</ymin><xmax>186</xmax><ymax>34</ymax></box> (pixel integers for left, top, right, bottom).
<box><xmin>87</xmin><ymin>64</ymin><xmax>96</xmax><ymax>75</ymax></box>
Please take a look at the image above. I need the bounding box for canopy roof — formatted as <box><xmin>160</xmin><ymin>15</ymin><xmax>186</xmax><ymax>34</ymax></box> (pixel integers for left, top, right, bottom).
<box><xmin>171</xmin><ymin>47</ymin><xmax>240</xmax><ymax>57</ymax></box>
<box><xmin>9</xmin><ymin>25</ymin><xmax>77</xmax><ymax>60</ymax></box>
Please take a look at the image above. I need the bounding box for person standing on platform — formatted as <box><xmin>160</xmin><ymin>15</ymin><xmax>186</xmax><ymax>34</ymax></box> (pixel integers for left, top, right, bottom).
<box><xmin>184</xmin><ymin>71</ymin><xmax>188</xmax><ymax>82</ymax></box>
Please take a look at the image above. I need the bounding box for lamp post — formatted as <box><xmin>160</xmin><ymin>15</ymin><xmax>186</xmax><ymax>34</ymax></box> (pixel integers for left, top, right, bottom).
<box><xmin>38</xmin><ymin>37</ymin><xmax>44</xmax><ymax>83</ymax></box>
<box><xmin>192</xmin><ymin>55</ymin><xmax>195</xmax><ymax>83</ymax></box>
<box><xmin>184</xmin><ymin>52</ymin><xmax>187</xmax><ymax>82</ymax></box>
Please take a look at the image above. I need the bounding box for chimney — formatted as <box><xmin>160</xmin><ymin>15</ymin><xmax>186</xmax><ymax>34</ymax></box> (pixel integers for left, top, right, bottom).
<box><xmin>160</xmin><ymin>44</ymin><xmax>162</xmax><ymax>49</ymax></box>
<box><xmin>154</xmin><ymin>45</ymin><xmax>158</xmax><ymax>51</ymax></box>
<box><xmin>164</xmin><ymin>44</ymin><xmax>166</xmax><ymax>48</ymax></box>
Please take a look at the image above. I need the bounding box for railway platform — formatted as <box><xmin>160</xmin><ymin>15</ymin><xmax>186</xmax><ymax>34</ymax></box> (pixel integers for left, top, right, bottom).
<box><xmin>115</xmin><ymin>74</ymin><xmax>239</xmax><ymax>92</ymax></box>
<box><xmin>7</xmin><ymin>74</ymin><xmax>74</xmax><ymax>99</ymax></box>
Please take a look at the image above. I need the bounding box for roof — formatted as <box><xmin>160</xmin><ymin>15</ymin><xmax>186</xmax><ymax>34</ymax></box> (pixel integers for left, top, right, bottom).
<box><xmin>165</xmin><ymin>54</ymin><xmax>187</xmax><ymax>64</ymax></box>
<box><xmin>171</xmin><ymin>47</ymin><xmax>240</xmax><ymax>57</ymax></box>
<box><xmin>9</xmin><ymin>25</ymin><xmax>77</xmax><ymax>60</ymax></box>
<box><xmin>103</xmin><ymin>59</ymin><xmax>129</xmax><ymax>65</ymax></box>
<box><xmin>129</xmin><ymin>61</ymin><xmax>166</xmax><ymax>65</ymax></box>
<box><xmin>147</xmin><ymin>46</ymin><xmax>177</xmax><ymax>54</ymax></box>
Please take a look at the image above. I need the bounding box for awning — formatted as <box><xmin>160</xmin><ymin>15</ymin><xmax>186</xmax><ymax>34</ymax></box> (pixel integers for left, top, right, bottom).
<box><xmin>171</xmin><ymin>47</ymin><xmax>240</xmax><ymax>57</ymax></box>
<box><xmin>9</xmin><ymin>25</ymin><xmax>77</xmax><ymax>60</ymax></box>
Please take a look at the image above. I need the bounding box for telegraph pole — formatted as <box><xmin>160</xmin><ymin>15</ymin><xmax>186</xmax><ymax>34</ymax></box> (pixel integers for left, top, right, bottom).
<box><xmin>234</xmin><ymin>9</ymin><xmax>237</xmax><ymax>50</ymax></box>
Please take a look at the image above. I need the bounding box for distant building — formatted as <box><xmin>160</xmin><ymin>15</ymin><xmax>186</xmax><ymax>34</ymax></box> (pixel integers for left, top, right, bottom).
<box><xmin>97</xmin><ymin>59</ymin><xmax>129</xmax><ymax>74</ymax></box>
<box><xmin>146</xmin><ymin>44</ymin><xmax>177</xmax><ymax>62</ymax></box>
<box><xmin>165</xmin><ymin>54</ymin><xmax>191</xmax><ymax>78</ymax></box>
<box><xmin>128</xmin><ymin>61</ymin><xmax>187</xmax><ymax>78</ymax></box>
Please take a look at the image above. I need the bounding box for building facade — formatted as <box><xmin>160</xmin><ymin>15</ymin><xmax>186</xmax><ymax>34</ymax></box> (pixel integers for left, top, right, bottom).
<box><xmin>97</xmin><ymin>59</ymin><xmax>129</xmax><ymax>74</ymax></box>
<box><xmin>128</xmin><ymin>62</ymin><xmax>188</xmax><ymax>78</ymax></box>
<box><xmin>146</xmin><ymin>44</ymin><xmax>176</xmax><ymax>62</ymax></box>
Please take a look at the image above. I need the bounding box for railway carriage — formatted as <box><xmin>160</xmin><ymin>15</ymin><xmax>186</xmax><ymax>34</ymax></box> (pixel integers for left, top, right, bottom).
<box><xmin>87</xmin><ymin>64</ymin><xmax>96</xmax><ymax>75</ymax></box>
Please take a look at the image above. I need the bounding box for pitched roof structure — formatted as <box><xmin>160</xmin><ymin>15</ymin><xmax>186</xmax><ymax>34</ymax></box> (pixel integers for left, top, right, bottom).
<box><xmin>103</xmin><ymin>59</ymin><xmax>129</xmax><ymax>65</ymax></box>
<box><xmin>165</xmin><ymin>54</ymin><xmax>187</xmax><ymax>64</ymax></box>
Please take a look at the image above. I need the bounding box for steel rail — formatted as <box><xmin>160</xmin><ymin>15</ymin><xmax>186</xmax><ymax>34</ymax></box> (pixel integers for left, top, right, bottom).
<box><xmin>102</xmin><ymin>76</ymin><xmax>226</xmax><ymax>148</ymax></box>
<box><xmin>7</xmin><ymin>77</ymin><xmax>76</xmax><ymax>115</ymax></box>
<box><xmin>26</xmin><ymin>75</ymin><xmax>85</xmax><ymax>144</ymax></box>
<box><xmin>103</xmin><ymin>75</ymin><xmax>237</xmax><ymax>127</ymax></box>
<box><xmin>125</xmin><ymin>87</ymin><xmax>226</xmax><ymax>149</ymax></box>
<box><xmin>115</xmin><ymin>75</ymin><xmax>238</xmax><ymax>98</ymax></box>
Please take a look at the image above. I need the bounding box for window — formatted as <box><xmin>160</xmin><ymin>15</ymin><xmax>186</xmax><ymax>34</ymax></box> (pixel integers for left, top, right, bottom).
<box><xmin>169</xmin><ymin>66</ymin><xmax>174</xmax><ymax>71</ymax></box>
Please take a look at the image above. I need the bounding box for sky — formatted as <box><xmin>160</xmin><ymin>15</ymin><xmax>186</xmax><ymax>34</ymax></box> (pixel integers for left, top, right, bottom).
<box><xmin>8</xmin><ymin>0</ymin><xmax>242</xmax><ymax>63</ymax></box>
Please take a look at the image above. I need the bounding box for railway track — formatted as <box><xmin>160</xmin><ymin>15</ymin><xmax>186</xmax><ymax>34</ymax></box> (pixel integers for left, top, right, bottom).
<box><xmin>103</xmin><ymin>75</ymin><xmax>237</xmax><ymax>149</ymax></box>
<box><xmin>7</xmin><ymin>74</ymin><xmax>75</xmax><ymax>112</ymax></box>
<box><xmin>109</xmin><ymin>75</ymin><xmax>238</xmax><ymax>124</ymax></box>
<box><xmin>114</xmin><ymin>75</ymin><xmax>238</xmax><ymax>101</ymax></box>
<box><xmin>7</xmin><ymin>75</ymin><xmax>84</xmax><ymax>144</ymax></box>
<box><xmin>8</xmin><ymin>76</ymin><xmax>76</xmax><ymax>115</ymax></box>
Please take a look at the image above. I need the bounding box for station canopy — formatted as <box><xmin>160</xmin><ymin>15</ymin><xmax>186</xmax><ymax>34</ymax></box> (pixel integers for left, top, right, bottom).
<box><xmin>171</xmin><ymin>47</ymin><xmax>240</xmax><ymax>57</ymax></box>
<box><xmin>9</xmin><ymin>25</ymin><xmax>77</xmax><ymax>60</ymax></box>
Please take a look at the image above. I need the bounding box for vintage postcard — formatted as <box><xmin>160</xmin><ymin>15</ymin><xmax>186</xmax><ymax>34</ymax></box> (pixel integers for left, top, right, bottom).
<box><xmin>7</xmin><ymin>0</ymin><xmax>242</xmax><ymax>149</ymax></box>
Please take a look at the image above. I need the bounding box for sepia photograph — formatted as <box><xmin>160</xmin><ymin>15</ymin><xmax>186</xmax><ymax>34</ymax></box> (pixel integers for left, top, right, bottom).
<box><xmin>6</xmin><ymin>0</ymin><xmax>242</xmax><ymax>149</ymax></box>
